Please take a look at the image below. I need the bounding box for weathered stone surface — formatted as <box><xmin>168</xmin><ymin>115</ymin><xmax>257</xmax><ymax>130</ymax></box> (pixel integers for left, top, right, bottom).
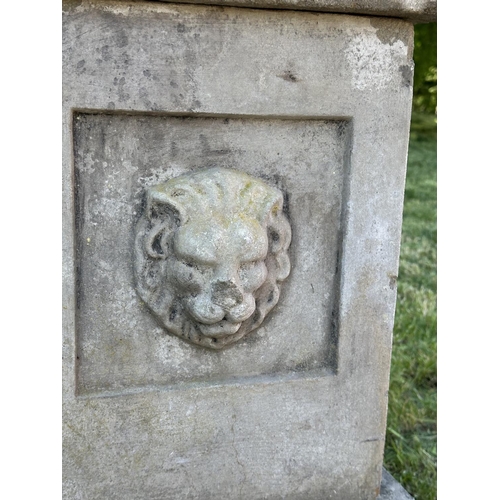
<box><xmin>63</xmin><ymin>1</ymin><xmax>414</xmax><ymax>498</ymax></box>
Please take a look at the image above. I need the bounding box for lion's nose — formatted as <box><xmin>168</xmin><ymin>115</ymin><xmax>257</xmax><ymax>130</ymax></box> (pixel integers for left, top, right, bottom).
<box><xmin>211</xmin><ymin>280</ymin><xmax>243</xmax><ymax>310</ymax></box>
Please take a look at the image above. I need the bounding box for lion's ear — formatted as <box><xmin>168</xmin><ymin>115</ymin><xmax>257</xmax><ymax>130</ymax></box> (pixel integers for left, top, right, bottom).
<box><xmin>143</xmin><ymin>188</ymin><xmax>186</xmax><ymax>259</ymax></box>
<box><xmin>146</xmin><ymin>187</ymin><xmax>189</xmax><ymax>224</ymax></box>
<box><xmin>267</xmin><ymin>209</ymin><xmax>292</xmax><ymax>281</ymax></box>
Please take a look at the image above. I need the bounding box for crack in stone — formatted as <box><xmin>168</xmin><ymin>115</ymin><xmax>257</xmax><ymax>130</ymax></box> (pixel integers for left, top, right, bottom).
<box><xmin>231</xmin><ymin>414</ymin><xmax>247</xmax><ymax>498</ymax></box>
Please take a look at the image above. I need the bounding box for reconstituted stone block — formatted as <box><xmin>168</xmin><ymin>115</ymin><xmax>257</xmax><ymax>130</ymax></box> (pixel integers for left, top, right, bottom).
<box><xmin>63</xmin><ymin>1</ymin><xmax>423</xmax><ymax>498</ymax></box>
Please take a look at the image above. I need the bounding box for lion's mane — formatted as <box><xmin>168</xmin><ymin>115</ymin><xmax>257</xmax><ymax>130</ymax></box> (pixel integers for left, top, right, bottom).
<box><xmin>134</xmin><ymin>167</ymin><xmax>291</xmax><ymax>349</ymax></box>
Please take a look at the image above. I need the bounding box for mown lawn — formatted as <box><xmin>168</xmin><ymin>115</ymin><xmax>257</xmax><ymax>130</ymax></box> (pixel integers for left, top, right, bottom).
<box><xmin>383</xmin><ymin>112</ymin><xmax>437</xmax><ymax>500</ymax></box>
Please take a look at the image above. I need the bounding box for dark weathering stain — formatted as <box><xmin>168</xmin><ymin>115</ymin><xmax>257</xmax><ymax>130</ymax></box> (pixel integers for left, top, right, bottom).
<box><xmin>278</xmin><ymin>70</ymin><xmax>299</xmax><ymax>83</ymax></box>
<box><xmin>115</xmin><ymin>30</ymin><xmax>128</xmax><ymax>49</ymax></box>
<box><xmin>388</xmin><ymin>274</ymin><xmax>398</xmax><ymax>290</ymax></box>
<box><xmin>399</xmin><ymin>64</ymin><xmax>413</xmax><ymax>87</ymax></box>
<box><xmin>72</xmin><ymin>115</ymin><xmax>86</xmax><ymax>311</ymax></box>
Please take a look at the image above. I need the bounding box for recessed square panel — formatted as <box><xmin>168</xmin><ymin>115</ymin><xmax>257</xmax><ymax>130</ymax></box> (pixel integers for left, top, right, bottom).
<box><xmin>73</xmin><ymin>112</ymin><xmax>349</xmax><ymax>395</ymax></box>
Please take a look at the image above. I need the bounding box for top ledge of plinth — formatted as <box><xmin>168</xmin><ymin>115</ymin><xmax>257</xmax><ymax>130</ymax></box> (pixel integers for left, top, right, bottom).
<box><xmin>149</xmin><ymin>0</ymin><xmax>436</xmax><ymax>23</ymax></box>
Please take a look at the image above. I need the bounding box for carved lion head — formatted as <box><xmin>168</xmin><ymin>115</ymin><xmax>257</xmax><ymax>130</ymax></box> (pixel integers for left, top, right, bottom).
<box><xmin>134</xmin><ymin>167</ymin><xmax>291</xmax><ymax>349</ymax></box>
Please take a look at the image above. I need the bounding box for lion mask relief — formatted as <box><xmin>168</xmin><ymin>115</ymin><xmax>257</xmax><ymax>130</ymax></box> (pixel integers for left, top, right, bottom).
<box><xmin>134</xmin><ymin>167</ymin><xmax>292</xmax><ymax>349</ymax></box>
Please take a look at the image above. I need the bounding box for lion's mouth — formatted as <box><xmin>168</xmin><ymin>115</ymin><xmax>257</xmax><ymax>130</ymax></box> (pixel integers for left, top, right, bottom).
<box><xmin>198</xmin><ymin>320</ymin><xmax>242</xmax><ymax>338</ymax></box>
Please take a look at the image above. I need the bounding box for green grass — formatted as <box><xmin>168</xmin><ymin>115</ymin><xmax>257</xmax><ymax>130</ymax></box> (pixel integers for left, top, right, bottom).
<box><xmin>383</xmin><ymin>112</ymin><xmax>437</xmax><ymax>499</ymax></box>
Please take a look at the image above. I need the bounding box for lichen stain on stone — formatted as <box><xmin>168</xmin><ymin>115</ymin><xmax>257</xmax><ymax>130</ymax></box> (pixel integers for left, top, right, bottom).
<box><xmin>62</xmin><ymin>0</ymin><xmax>83</xmax><ymax>13</ymax></box>
<box><xmin>399</xmin><ymin>64</ymin><xmax>413</xmax><ymax>88</ymax></box>
<box><xmin>344</xmin><ymin>31</ymin><xmax>408</xmax><ymax>91</ymax></box>
<box><xmin>388</xmin><ymin>274</ymin><xmax>398</xmax><ymax>291</ymax></box>
<box><xmin>369</xmin><ymin>18</ymin><xmax>410</xmax><ymax>47</ymax></box>
<box><xmin>101</xmin><ymin>3</ymin><xmax>134</xmax><ymax>17</ymax></box>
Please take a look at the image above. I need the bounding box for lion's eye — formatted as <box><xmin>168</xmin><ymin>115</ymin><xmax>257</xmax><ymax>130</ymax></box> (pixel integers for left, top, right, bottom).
<box><xmin>168</xmin><ymin>259</ymin><xmax>206</xmax><ymax>292</ymax></box>
<box><xmin>178</xmin><ymin>258</ymin><xmax>214</xmax><ymax>273</ymax></box>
